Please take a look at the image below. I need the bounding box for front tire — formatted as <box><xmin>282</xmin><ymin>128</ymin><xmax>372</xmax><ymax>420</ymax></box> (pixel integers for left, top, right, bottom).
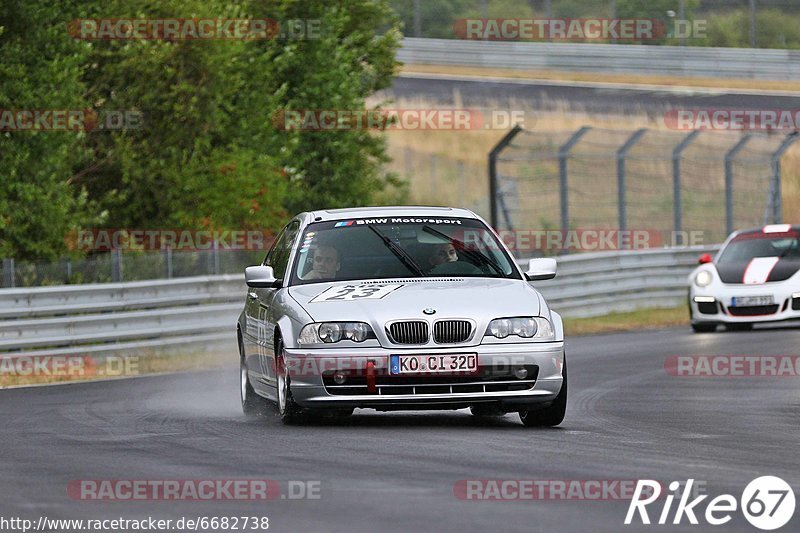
<box><xmin>275</xmin><ymin>339</ymin><xmax>305</xmax><ymax>424</ymax></box>
<box><xmin>519</xmin><ymin>355</ymin><xmax>567</xmax><ymax>427</ymax></box>
<box><xmin>240</xmin><ymin>342</ymin><xmax>268</xmax><ymax>417</ymax></box>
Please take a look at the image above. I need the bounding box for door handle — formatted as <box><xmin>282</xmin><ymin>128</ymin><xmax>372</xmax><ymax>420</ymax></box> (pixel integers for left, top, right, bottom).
<box><xmin>248</xmin><ymin>292</ymin><xmax>258</xmax><ymax>300</ymax></box>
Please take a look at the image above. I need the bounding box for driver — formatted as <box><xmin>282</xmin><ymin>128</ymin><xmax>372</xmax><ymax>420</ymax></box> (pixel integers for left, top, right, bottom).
<box><xmin>302</xmin><ymin>245</ymin><xmax>341</xmax><ymax>280</ymax></box>
<box><xmin>428</xmin><ymin>242</ymin><xmax>458</xmax><ymax>270</ymax></box>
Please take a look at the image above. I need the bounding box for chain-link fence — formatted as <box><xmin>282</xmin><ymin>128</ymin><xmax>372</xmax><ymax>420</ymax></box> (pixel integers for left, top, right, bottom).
<box><xmin>491</xmin><ymin>126</ymin><xmax>799</xmax><ymax>247</ymax></box>
<box><xmin>0</xmin><ymin>248</ymin><xmax>264</xmax><ymax>288</ymax></box>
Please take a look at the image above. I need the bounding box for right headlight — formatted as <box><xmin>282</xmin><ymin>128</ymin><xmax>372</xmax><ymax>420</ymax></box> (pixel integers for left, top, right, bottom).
<box><xmin>298</xmin><ymin>322</ymin><xmax>373</xmax><ymax>344</ymax></box>
<box><xmin>485</xmin><ymin>317</ymin><xmax>554</xmax><ymax>341</ymax></box>
<box><xmin>695</xmin><ymin>270</ymin><xmax>713</xmax><ymax>287</ymax></box>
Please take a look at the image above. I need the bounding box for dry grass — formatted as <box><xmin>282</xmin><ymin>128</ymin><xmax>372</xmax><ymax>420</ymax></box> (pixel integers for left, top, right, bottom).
<box><xmin>402</xmin><ymin>64</ymin><xmax>800</xmax><ymax>93</ymax></box>
<box><xmin>563</xmin><ymin>306</ymin><xmax>689</xmax><ymax>336</ymax></box>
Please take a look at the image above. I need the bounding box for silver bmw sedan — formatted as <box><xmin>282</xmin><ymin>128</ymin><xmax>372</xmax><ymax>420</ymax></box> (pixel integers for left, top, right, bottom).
<box><xmin>237</xmin><ymin>206</ymin><xmax>566</xmax><ymax>426</ymax></box>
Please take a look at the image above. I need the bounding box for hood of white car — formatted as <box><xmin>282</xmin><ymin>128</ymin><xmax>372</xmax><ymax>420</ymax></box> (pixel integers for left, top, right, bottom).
<box><xmin>288</xmin><ymin>277</ymin><xmax>540</xmax><ymax>324</ymax></box>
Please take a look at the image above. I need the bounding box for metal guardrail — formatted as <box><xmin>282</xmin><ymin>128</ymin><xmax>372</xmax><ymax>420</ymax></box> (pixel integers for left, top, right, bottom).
<box><xmin>0</xmin><ymin>247</ymin><xmax>718</xmax><ymax>360</ymax></box>
<box><xmin>398</xmin><ymin>38</ymin><xmax>800</xmax><ymax>80</ymax></box>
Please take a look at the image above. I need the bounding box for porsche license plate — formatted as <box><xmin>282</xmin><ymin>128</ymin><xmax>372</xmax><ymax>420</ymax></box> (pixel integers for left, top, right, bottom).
<box><xmin>731</xmin><ymin>295</ymin><xmax>774</xmax><ymax>307</ymax></box>
<box><xmin>390</xmin><ymin>354</ymin><xmax>478</xmax><ymax>375</ymax></box>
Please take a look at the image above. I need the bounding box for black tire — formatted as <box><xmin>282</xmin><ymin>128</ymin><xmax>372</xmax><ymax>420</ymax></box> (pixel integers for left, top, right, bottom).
<box><xmin>519</xmin><ymin>355</ymin><xmax>567</xmax><ymax>427</ymax></box>
<box><xmin>275</xmin><ymin>338</ymin><xmax>305</xmax><ymax>425</ymax></box>
<box><xmin>240</xmin><ymin>340</ymin><xmax>269</xmax><ymax>417</ymax></box>
<box><xmin>691</xmin><ymin>323</ymin><xmax>717</xmax><ymax>333</ymax></box>
<box><xmin>725</xmin><ymin>323</ymin><xmax>753</xmax><ymax>332</ymax></box>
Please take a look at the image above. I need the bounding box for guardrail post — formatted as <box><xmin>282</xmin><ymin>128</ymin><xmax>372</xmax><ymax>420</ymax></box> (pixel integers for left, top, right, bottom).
<box><xmin>672</xmin><ymin>130</ymin><xmax>701</xmax><ymax>245</ymax></box>
<box><xmin>164</xmin><ymin>246</ymin><xmax>173</xmax><ymax>279</ymax></box>
<box><xmin>2</xmin><ymin>258</ymin><xmax>15</xmax><ymax>288</ymax></box>
<box><xmin>61</xmin><ymin>258</ymin><xmax>72</xmax><ymax>283</ymax></box>
<box><xmin>558</xmin><ymin>126</ymin><xmax>591</xmax><ymax>238</ymax></box>
<box><xmin>724</xmin><ymin>134</ymin><xmax>752</xmax><ymax>235</ymax></box>
<box><xmin>488</xmin><ymin>124</ymin><xmax>523</xmax><ymax>229</ymax></box>
<box><xmin>767</xmin><ymin>132</ymin><xmax>799</xmax><ymax>224</ymax></box>
<box><xmin>111</xmin><ymin>249</ymin><xmax>123</xmax><ymax>282</ymax></box>
<box><xmin>617</xmin><ymin>129</ymin><xmax>647</xmax><ymax>247</ymax></box>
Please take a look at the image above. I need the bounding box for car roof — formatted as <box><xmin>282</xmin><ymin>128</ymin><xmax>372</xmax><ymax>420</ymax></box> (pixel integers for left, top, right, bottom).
<box><xmin>302</xmin><ymin>206</ymin><xmax>479</xmax><ymax>222</ymax></box>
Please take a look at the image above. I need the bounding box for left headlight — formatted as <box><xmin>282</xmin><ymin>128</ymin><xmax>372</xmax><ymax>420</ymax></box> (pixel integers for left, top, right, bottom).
<box><xmin>695</xmin><ymin>270</ymin><xmax>713</xmax><ymax>287</ymax></box>
<box><xmin>298</xmin><ymin>322</ymin><xmax>373</xmax><ymax>344</ymax></box>
<box><xmin>485</xmin><ymin>317</ymin><xmax>554</xmax><ymax>341</ymax></box>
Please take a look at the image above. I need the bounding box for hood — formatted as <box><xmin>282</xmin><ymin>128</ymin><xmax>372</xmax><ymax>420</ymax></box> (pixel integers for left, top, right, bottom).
<box><xmin>716</xmin><ymin>257</ymin><xmax>800</xmax><ymax>284</ymax></box>
<box><xmin>288</xmin><ymin>278</ymin><xmax>541</xmax><ymax>324</ymax></box>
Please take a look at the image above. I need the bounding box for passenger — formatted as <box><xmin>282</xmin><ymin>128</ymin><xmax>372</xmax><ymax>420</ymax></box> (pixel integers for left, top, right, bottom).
<box><xmin>302</xmin><ymin>245</ymin><xmax>341</xmax><ymax>280</ymax></box>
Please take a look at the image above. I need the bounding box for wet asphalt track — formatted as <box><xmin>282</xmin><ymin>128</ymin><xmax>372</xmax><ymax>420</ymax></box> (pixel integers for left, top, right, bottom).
<box><xmin>1</xmin><ymin>324</ymin><xmax>799</xmax><ymax>533</ymax></box>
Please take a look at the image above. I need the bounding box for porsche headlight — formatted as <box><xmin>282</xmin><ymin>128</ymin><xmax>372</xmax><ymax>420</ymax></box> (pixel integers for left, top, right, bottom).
<box><xmin>486</xmin><ymin>317</ymin><xmax>553</xmax><ymax>341</ymax></box>
<box><xmin>298</xmin><ymin>322</ymin><xmax>373</xmax><ymax>344</ymax></box>
<box><xmin>695</xmin><ymin>270</ymin><xmax>713</xmax><ymax>287</ymax></box>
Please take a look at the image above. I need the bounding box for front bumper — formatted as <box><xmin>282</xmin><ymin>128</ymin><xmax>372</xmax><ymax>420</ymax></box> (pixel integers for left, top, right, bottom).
<box><xmin>690</xmin><ymin>286</ymin><xmax>800</xmax><ymax>324</ymax></box>
<box><xmin>283</xmin><ymin>341</ymin><xmax>565</xmax><ymax>410</ymax></box>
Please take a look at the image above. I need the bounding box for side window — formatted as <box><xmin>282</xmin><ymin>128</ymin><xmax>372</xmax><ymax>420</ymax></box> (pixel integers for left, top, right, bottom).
<box><xmin>263</xmin><ymin>227</ymin><xmax>287</xmax><ymax>268</ymax></box>
<box><xmin>268</xmin><ymin>221</ymin><xmax>300</xmax><ymax>280</ymax></box>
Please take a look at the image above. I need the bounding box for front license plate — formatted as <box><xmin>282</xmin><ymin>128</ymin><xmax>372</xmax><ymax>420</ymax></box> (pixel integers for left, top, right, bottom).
<box><xmin>390</xmin><ymin>354</ymin><xmax>478</xmax><ymax>375</ymax></box>
<box><xmin>731</xmin><ymin>295</ymin><xmax>774</xmax><ymax>307</ymax></box>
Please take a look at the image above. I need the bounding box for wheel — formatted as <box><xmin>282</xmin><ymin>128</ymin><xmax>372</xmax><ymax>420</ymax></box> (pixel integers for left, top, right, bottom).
<box><xmin>275</xmin><ymin>338</ymin><xmax>305</xmax><ymax>424</ymax></box>
<box><xmin>519</xmin><ymin>355</ymin><xmax>567</xmax><ymax>427</ymax></box>
<box><xmin>240</xmin><ymin>341</ymin><xmax>269</xmax><ymax>417</ymax></box>
<box><xmin>470</xmin><ymin>405</ymin><xmax>504</xmax><ymax>417</ymax></box>
<box><xmin>725</xmin><ymin>323</ymin><xmax>753</xmax><ymax>331</ymax></box>
<box><xmin>691</xmin><ymin>323</ymin><xmax>717</xmax><ymax>333</ymax></box>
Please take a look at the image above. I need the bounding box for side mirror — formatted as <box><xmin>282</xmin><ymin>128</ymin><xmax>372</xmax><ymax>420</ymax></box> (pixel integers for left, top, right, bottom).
<box><xmin>245</xmin><ymin>265</ymin><xmax>279</xmax><ymax>288</ymax></box>
<box><xmin>525</xmin><ymin>258</ymin><xmax>557</xmax><ymax>281</ymax></box>
<box><xmin>698</xmin><ymin>253</ymin><xmax>712</xmax><ymax>265</ymax></box>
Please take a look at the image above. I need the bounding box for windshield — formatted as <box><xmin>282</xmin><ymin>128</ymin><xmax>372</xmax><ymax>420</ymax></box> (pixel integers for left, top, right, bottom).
<box><xmin>290</xmin><ymin>217</ymin><xmax>522</xmax><ymax>285</ymax></box>
<box><xmin>718</xmin><ymin>234</ymin><xmax>800</xmax><ymax>263</ymax></box>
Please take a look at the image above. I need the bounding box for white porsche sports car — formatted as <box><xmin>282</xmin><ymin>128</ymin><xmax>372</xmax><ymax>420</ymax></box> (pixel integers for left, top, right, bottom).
<box><xmin>688</xmin><ymin>224</ymin><xmax>800</xmax><ymax>332</ymax></box>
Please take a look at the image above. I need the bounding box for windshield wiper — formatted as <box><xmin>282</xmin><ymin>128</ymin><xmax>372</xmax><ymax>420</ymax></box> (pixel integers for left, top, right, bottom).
<box><xmin>366</xmin><ymin>225</ymin><xmax>425</xmax><ymax>277</ymax></box>
<box><xmin>421</xmin><ymin>225</ymin><xmax>505</xmax><ymax>276</ymax></box>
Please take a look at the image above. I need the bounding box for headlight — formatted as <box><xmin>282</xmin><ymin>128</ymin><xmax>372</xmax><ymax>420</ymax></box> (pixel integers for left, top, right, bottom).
<box><xmin>298</xmin><ymin>322</ymin><xmax>373</xmax><ymax>344</ymax></box>
<box><xmin>695</xmin><ymin>270</ymin><xmax>713</xmax><ymax>287</ymax></box>
<box><xmin>486</xmin><ymin>317</ymin><xmax>553</xmax><ymax>340</ymax></box>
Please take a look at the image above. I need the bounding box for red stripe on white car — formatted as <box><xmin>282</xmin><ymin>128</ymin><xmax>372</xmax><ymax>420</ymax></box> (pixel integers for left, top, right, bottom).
<box><xmin>742</xmin><ymin>257</ymin><xmax>780</xmax><ymax>284</ymax></box>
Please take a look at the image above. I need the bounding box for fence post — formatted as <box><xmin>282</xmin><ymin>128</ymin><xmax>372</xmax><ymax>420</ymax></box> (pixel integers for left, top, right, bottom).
<box><xmin>431</xmin><ymin>154</ymin><xmax>437</xmax><ymax>200</ymax></box>
<box><xmin>2</xmin><ymin>258</ymin><xmax>14</xmax><ymax>288</ymax></box>
<box><xmin>768</xmin><ymin>132</ymin><xmax>800</xmax><ymax>224</ymax></box>
<box><xmin>111</xmin><ymin>249</ymin><xmax>123</xmax><ymax>282</ymax></box>
<box><xmin>213</xmin><ymin>240</ymin><xmax>220</xmax><ymax>275</ymax></box>
<box><xmin>61</xmin><ymin>258</ymin><xmax>73</xmax><ymax>283</ymax></box>
<box><xmin>724</xmin><ymin>134</ymin><xmax>752</xmax><ymax>235</ymax></box>
<box><xmin>617</xmin><ymin>129</ymin><xmax>647</xmax><ymax>244</ymax></box>
<box><xmin>457</xmin><ymin>160</ymin><xmax>465</xmax><ymax>207</ymax></box>
<box><xmin>164</xmin><ymin>246</ymin><xmax>173</xmax><ymax>279</ymax></box>
<box><xmin>488</xmin><ymin>124</ymin><xmax>523</xmax><ymax>229</ymax></box>
<box><xmin>558</xmin><ymin>126</ymin><xmax>591</xmax><ymax>237</ymax></box>
<box><xmin>672</xmin><ymin>130</ymin><xmax>701</xmax><ymax>245</ymax></box>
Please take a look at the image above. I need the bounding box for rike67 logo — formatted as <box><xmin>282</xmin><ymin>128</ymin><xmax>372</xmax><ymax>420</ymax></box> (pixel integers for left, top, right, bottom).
<box><xmin>626</xmin><ymin>477</ymin><xmax>795</xmax><ymax>530</ymax></box>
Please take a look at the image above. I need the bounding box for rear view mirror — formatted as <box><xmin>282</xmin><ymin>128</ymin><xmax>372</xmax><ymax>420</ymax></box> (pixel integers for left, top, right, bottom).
<box><xmin>698</xmin><ymin>253</ymin><xmax>712</xmax><ymax>265</ymax></box>
<box><xmin>245</xmin><ymin>265</ymin><xmax>279</xmax><ymax>288</ymax></box>
<box><xmin>525</xmin><ymin>258</ymin><xmax>557</xmax><ymax>281</ymax></box>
